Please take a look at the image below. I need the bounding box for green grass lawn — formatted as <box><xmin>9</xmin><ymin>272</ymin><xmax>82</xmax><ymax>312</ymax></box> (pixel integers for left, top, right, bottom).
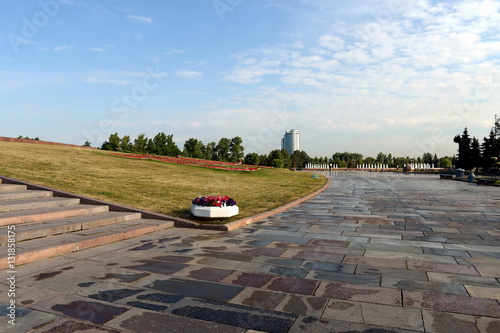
<box><xmin>0</xmin><ymin>141</ymin><xmax>327</xmax><ymax>223</ymax></box>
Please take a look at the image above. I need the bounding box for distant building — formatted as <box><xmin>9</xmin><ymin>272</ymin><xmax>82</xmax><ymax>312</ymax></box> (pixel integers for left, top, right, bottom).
<box><xmin>281</xmin><ymin>129</ymin><xmax>300</xmax><ymax>155</ymax></box>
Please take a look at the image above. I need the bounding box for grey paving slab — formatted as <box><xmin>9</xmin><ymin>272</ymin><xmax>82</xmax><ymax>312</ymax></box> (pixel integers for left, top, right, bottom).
<box><xmin>29</xmin><ymin>294</ymin><xmax>130</xmax><ymax>325</ymax></box>
<box><xmin>255</xmin><ymin>264</ymin><xmax>309</xmax><ymax>278</ymax></box>
<box><xmin>0</xmin><ymin>303</ymin><xmax>61</xmax><ymax>333</ymax></box>
<box><xmin>229</xmin><ymin>287</ymin><xmax>287</xmax><ymax>310</ymax></box>
<box><xmin>421</xmin><ymin>310</ymin><xmax>480</xmax><ymax>333</ymax></box>
<box><xmin>381</xmin><ymin>277</ymin><xmax>469</xmax><ymax>296</ymax></box>
<box><xmin>251</xmin><ymin>255</ymin><xmax>304</xmax><ymax>268</ymax></box>
<box><xmin>133</xmin><ymin>275</ymin><xmax>245</xmax><ymax>302</ymax></box>
<box><xmin>306</xmin><ymin>270</ymin><xmax>380</xmax><ymax>286</ymax></box>
<box><xmin>31</xmin><ymin>318</ymin><xmax>125</xmax><ymax>333</ymax></box>
<box><xmin>106</xmin><ymin>308</ymin><xmax>245</xmax><ymax>333</ymax></box>
<box><xmin>355</xmin><ymin>265</ymin><xmax>428</xmax><ymax>281</ymax></box>
<box><xmin>166</xmin><ymin>297</ymin><xmax>297</xmax><ymax>333</ymax></box>
<box><xmin>289</xmin><ymin>315</ymin><xmax>423</xmax><ymax>333</ymax></box>
<box><xmin>427</xmin><ymin>272</ymin><xmax>500</xmax><ymax>287</ymax></box>
<box><xmin>275</xmin><ymin>293</ymin><xmax>328</xmax><ymax>317</ymax></box>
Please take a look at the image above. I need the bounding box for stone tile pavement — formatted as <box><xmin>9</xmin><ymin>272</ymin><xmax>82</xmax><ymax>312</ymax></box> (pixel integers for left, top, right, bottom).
<box><xmin>1</xmin><ymin>172</ymin><xmax>499</xmax><ymax>332</ymax></box>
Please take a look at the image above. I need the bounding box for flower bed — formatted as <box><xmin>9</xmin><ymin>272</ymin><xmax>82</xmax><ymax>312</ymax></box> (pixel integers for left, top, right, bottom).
<box><xmin>191</xmin><ymin>196</ymin><xmax>238</xmax><ymax>218</ymax></box>
<box><xmin>107</xmin><ymin>153</ymin><xmax>264</xmax><ymax>171</ymax></box>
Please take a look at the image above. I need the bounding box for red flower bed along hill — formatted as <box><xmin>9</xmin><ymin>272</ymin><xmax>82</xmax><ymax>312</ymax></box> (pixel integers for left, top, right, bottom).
<box><xmin>107</xmin><ymin>153</ymin><xmax>269</xmax><ymax>171</ymax></box>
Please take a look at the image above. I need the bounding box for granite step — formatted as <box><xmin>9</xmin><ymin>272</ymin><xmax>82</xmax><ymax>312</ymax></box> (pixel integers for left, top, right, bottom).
<box><xmin>0</xmin><ymin>184</ymin><xmax>27</xmax><ymax>192</ymax></box>
<box><xmin>0</xmin><ymin>176</ymin><xmax>180</xmax><ymax>269</ymax></box>
<box><xmin>0</xmin><ymin>211</ymin><xmax>142</xmax><ymax>245</ymax></box>
<box><xmin>0</xmin><ymin>218</ymin><xmax>175</xmax><ymax>269</ymax></box>
<box><xmin>0</xmin><ymin>190</ymin><xmax>53</xmax><ymax>201</ymax></box>
<box><xmin>0</xmin><ymin>204</ymin><xmax>109</xmax><ymax>227</ymax></box>
<box><xmin>0</xmin><ymin>197</ymin><xmax>81</xmax><ymax>213</ymax></box>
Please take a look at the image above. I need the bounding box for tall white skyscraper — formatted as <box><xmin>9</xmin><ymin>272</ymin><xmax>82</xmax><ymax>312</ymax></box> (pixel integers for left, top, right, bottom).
<box><xmin>282</xmin><ymin>129</ymin><xmax>300</xmax><ymax>155</ymax></box>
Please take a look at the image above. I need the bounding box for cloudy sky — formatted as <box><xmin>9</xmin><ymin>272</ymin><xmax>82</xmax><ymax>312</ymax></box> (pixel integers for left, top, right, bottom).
<box><xmin>2</xmin><ymin>0</ymin><xmax>500</xmax><ymax>158</ymax></box>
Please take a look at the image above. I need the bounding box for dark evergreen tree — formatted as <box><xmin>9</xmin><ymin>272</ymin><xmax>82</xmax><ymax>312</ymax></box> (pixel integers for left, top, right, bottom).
<box><xmin>454</xmin><ymin>128</ymin><xmax>473</xmax><ymax>169</ymax></box>
<box><xmin>481</xmin><ymin>130</ymin><xmax>498</xmax><ymax>170</ymax></box>
<box><xmin>470</xmin><ymin>137</ymin><xmax>482</xmax><ymax>170</ymax></box>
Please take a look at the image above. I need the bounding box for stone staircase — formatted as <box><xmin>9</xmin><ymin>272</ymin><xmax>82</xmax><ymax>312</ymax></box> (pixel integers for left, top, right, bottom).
<box><xmin>0</xmin><ymin>177</ymin><xmax>175</xmax><ymax>269</ymax></box>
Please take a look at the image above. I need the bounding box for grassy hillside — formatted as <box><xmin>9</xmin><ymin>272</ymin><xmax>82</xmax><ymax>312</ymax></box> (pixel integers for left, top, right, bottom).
<box><xmin>0</xmin><ymin>141</ymin><xmax>326</xmax><ymax>223</ymax></box>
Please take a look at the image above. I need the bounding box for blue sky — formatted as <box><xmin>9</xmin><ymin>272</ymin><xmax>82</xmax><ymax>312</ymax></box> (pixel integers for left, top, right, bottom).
<box><xmin>1</xmin><ymin>0</ymin><xmax>500</xmax><ymax>158</ymax></box>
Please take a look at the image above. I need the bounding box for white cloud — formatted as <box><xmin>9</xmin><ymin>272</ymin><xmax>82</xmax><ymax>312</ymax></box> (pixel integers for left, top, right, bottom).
<box><xmin>125</xmin><ymin>15</ymin><xmax>153</xmax><ymax>24</ymax></box>
<box><xmin>53</xmin><ymin>45</ymin><xmax>73</xmax><ymax>51</ymax></box>
<box><xmin>318</xmin><ymin>35</ymin><xmax>345</xmax><ymax>50</ymax></box>
<box><xmin>82</xmin><ymin>69</ymin><xmax>167</xmax><ymax>85</ymax></box>
<box><xmin>175</xmin><ymin>70</ymin><xmax>203</xmax><ymax>79</ymax></box>
<box><xmin>215</xmin><ymin>0</ymin><xmax>500</xmax><ymax>156</ymax></box>
<box><xmin>164</xmin><ymin>48</ymin><xmax>185</xmax><ymax>55</ymax></box>
<box><xmin>83</xmin><ymin>77</ymin><xmax>128</xmax><ymax>85</ymax></box>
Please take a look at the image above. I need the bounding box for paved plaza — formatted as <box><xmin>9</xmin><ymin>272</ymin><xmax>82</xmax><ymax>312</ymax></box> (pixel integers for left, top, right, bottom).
<box><xmin>1</xmin><ymin>172</ymin><xmax>500</xmax><ymax>332</ymax></box>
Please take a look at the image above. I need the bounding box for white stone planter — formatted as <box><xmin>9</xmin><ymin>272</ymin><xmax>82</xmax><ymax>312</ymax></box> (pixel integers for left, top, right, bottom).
<box><xmin>191</xmin><ymin>205</ymin><xmax>239</xmax><ymax>218</ymax></box>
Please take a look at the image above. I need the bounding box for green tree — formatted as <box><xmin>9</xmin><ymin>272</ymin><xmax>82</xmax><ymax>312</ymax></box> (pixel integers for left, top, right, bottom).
<box><xmin>439</xmin><ymin>157</ymin><xmax>453</xmax><ymax>168</ymax></box>
<box><xmin>258</xmin><ymin>154</ymin><xmax>268</xmax><ymax>166</ymax></box>
<box><xmin>270</xmin><ymin>159</ymin><xmax>284</xmax><ymax>168</ymax></box>
<box><xmin>184</xmin><ymin>138</ymin><xmax>204</xmax><ymax>158</ymax></box>
<box><xmin>216</xmin><ymin>138</ymin><xmax>231</xmax><ymax>161</ymax></box>
<box><xmin>165</xmin><ymin>134</ymin><xmax>181</xmax><ymax>156</ymax></box>
<box><xmin>387</xmin><ymin>153</ymin><xmax>394</xmax><ymax>167</ymax></box>
<box><xmin>244</xmin><ymin>153</ymin><xmax>260</xmax><ymax>165</ymax></box>
<box><xmin>229</xmin><ymin>136</ymin><xmax>244</xmax><ymax>162</ymax></box>
<box><xmin>376</xmin><ymin>152</ymin><xmax>387</xmax><ymax>164</ymax></box>
<box><xmin>290</xmin><ymin>150</ymin><xmax>311</xmax><ymax>168</ymax></box>
<box><xmin>121</xmin><ymin>135</ymin><xmax>132</xmax><ymax>151</ymax></box>
<box><xmin>146</xmin><ymin>138</ymin><xmax>157</xmax><ymax>154</ymax></box>
<box><xmin>133</xmin><ymin>134</ymin><xmax>148</xmax><ymax>153</ymax></box>
<box><xmin>364</xmin><ymin>157</ymin><xmax>375</xmax><ymax>165</ymax></box>
<box><xmin>101</xmin><ymin>133</ymin><xmax>121</xmax><ymax>151</ymax></box>
<box><xmin>422</xmin><ymin>152</ymin><xmax>433</xmax><ymax>164</ymax></box>
<box><xmin>268</xmin><ymin>149</ymin><xmax>283</xmax><ymax>167</ymax></box>
<box><xmin>204</xmin><ymin>142</ymin><xmax>217</xmax><ymax>160</ymax></box>
<box><xmin>83</xmin><ymin>141</ymin><xmax>91</xmax><ymax>147</ymax></box>
<box><xmin>280</xmin><ymin>149</ymin><xmax>291</xmax><ymax>168</ymax></box>
<box><xmin>153</xmin><ymin>132</ymin><xmax>168</xmax><ymax>155</ymax></box>
<box><xmin>432</xmin><ymin>153</ymin><xmax>439</xmax><ymax>167</ymax></box>
<box><xmin>332</xmin><ymin>152</ymin><xmax>363</xmax><ymax>168</ymax></box>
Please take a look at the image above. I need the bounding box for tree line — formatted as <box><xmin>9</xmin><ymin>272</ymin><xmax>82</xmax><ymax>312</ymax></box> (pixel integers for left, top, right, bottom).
<box><xmin>101</xmin><ymin>132</ymin><xmax>245</xmax><ymax>163</ymax></box>
<box><xmin>328</xmin><ymin>152</ymin><xmax>454</xmax><ymax>169</ymax></box>
<box><xmin>99</xmin><ymin>132</ymin><xmax>314</xmax><ymax>167</ymax></box>
<box><xmin>99</xmin><ymin>132</ymin><xmax>460</xmax><ymax>169</ymax></box>
<box><xmin>454</xmin><ymin>117</ymin><xmax>500</xmax><ymax>171</ymax></box>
